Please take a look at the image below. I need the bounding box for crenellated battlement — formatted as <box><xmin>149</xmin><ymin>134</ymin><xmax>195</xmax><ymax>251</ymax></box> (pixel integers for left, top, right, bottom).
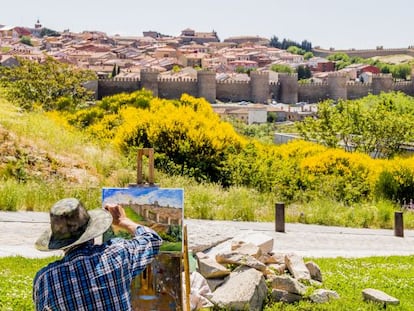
<box><xmin>158</xmin><ymin>77</ymin><xmax>197</xmax><ymax>82</ymax></box>
<box><xmin>346</xmin><ymin>81</ymin><xmax>370</xmax><ymax>86</ymax></box>
<box><xmin>299</xmin><ymin>82</ymin><xmax>328</xmax><ymax>87</ymax></box>
<box><xmin>328</xmin><ymin>72</ymin><xmax>349</xmax><ymax>78</ymax></box>
<box><xmin>217</xmin><ymin>80</ymin><xmax>250</xmax><ymax>85</ymax></box>
<box><xmin>372</xmin><ymin>73</ymin><xmax>393</xmax><ymax>78</ymax></box>
<box><xmin>140</xmin><ymin>68</ymin><xmax>160</xmax><ymax>73</ymax></box>
<box><xmin>97</xmin><ymin>70</ymin><xmax>414</xmax><ymax>103</ymax></box>
<box><xmin>393</xmin><ymin>81</ymin><xmax>413</xmax><ymax>86</ymax></box>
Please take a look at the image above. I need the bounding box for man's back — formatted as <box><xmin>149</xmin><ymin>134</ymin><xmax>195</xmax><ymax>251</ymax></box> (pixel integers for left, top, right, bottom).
<box><xmin>33</xmin><ymin>225</ymin><xmax>162</xmax><ymax>311</ymax></box>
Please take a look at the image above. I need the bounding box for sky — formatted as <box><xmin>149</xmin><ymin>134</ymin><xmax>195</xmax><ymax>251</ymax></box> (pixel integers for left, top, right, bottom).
<box><xmin>1</xmin><ymin>0</ymin><xmax>413</xmax><ymax>50</ymax></box>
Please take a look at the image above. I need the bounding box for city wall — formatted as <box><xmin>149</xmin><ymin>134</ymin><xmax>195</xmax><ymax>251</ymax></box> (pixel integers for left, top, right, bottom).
<box><xmin>158</xmin><ymin>77</ymin><xmax>198</xmax><ymax>99</ymax></box>
<box><xmin>312</xmin><ymin>47</ymin><xmax>414</xmax><ymax>59</ymax></box>
<box><xmin>97</xmin><ymin>70</ymin><xmax>414</xmax><ymax>104</ymax></box>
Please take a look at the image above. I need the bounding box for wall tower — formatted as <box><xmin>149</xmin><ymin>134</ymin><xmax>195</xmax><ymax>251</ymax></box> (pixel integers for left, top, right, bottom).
<box><xmin>140</xmin><ymin>69</ymin><xmax>159</xmax><ymax>97</ymax></box>
<box><xmin>327</xmin><ymin>73</ymin><xmax>348</xmax><ymax>101</ymax></box>
<box><xmin>250</xmin><ymin>71</ymin><xmax>269</xmax><ymax>103</ymax></box>
<box><xmin>278</xmin><ymin>73</ymin><xmax>298</xmax><ymax>104</ymax></box>
<box><xmin>197</xmin><ymin>70</ymin><xmax>216</xmax><ymax>103</ymax></box>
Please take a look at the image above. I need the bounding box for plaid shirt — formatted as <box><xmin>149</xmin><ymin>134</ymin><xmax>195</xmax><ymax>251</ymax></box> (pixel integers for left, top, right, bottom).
<box><xmin>33</xmin><ymin>225</ymin><xmax>162</xmax><ymax>311</ymax></box>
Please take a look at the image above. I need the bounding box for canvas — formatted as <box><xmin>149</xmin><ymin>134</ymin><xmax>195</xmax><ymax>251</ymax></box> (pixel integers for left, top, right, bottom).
<box><xmin>102</xmin><ymin>186</ymin><xmax>184</xmax><ymax>311</ymax></box>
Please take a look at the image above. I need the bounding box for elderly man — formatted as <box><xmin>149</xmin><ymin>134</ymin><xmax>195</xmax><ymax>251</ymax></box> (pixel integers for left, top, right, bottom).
<box><xmin>33</xmin><ymin>197</ymin><xmax>162</xmax><ymax>311</ymax></box>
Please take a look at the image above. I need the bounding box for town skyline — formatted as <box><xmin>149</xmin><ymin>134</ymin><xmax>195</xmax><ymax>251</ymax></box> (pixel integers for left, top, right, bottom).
<box><xmin>1</xmin><ymin>0</ymin><xmax>413</xmax><ymax>50</ymax></box>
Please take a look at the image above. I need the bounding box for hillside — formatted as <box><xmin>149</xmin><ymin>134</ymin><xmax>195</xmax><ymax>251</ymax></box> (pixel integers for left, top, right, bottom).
<box><xmin>0</xmin><ymin>123</ymin><xmax>99</xmax><ymax>185</ymax></box>
<box><xmin>371</xmin><ymin>54</ymin><xmax>414</xmax><ymax>64</ymax></box>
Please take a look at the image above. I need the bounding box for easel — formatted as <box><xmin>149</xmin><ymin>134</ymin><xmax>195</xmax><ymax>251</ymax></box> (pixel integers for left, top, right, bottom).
<box><xmin>132</xmin><ymin>148</ymin><xmax>191</xmax><ymax>311</ymax></box>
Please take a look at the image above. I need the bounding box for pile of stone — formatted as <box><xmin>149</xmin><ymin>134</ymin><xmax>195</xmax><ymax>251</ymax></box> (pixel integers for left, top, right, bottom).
<box><xmin>188</xmin><ymin>232</ymin><xmax>399</xmax><ymax>310</ymax></box>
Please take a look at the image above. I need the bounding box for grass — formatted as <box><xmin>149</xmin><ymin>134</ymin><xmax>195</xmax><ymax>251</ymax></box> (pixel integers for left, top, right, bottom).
<box><xmin>264</xmin><ymin>255</ymin><xmax>414</xmax><ymax>310</ymax></box>
<box><xmin>0</xmin><ymin>256</ymin><xmax>60</xmax><ymax>311</ymax></box>
<box><xmin>2</xmin><ymin>97</ymin><xmax>414</xmax><ymax>230</ymax></box>
<box><xmin>2</xmin><ymin>255</ymin><xmax>413</xmax><ymax>310</ymax></box>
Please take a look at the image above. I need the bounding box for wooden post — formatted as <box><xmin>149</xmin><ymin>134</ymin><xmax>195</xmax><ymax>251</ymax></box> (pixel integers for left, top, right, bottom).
<box><xmin>275</xmin><ymin>202</ymin><xmax>285</xmax><ymax>233</ymax></box>
<box><xmin>183</xmin><ymin>225</ymin><xmax>191</xmax><ymax>311</ymax></box>
<box><xmin>136</xmin><ymin>148</ymin><xmax>155</xmax><ymax>185</ymax></box>
<box><xmin>394</xmin><ymin>211</ymin><xmax>404</xmax><ymax>237</ymax></box>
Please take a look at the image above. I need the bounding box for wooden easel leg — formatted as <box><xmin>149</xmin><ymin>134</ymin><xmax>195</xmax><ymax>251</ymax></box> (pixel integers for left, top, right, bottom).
<box><xmin>135</xmin><ymin>148</ymin><xmax>155</xmax><ymax>186</ymax></box>
<box><xmin>183</xmin><ymin>225</ymin><xmax>191</xmax><ymax>311</ymax></box>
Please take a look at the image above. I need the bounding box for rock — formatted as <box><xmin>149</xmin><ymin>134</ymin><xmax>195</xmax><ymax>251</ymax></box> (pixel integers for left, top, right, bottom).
<box><xmin>271</xmin><ymin>289</ymin><xmax>302</xmax><ymax>303</ymax></box>
<box><xmin>206</xmin><ymin>278</ymin><xmax>226</xmax><ymax>292</ymax></box>
<box><xmin>309</xmin><ymin>289</ymin><xmax>339</xmax><ymax>303</ymax></box>
<box><xmin>197</xmin><ymin>254</ymin><xmax>230</xmax><ymax>279</ymax></box>
<box><xmin>231</xmin><ymin>242</ymin><xmax>262</xmax><ymax>259</ymax></box>
<box><xmin>232</xmin><ymin>232</ymin><xmax>274</xmax><ymax>254</ymax></box>
<box><xmin>268</xmin><ymin>252</ymin><xmax>286</xmax><ymax>264</ymax></box>
<box><xmin>362</xmin><ymin>288</ymin><xmax>399</xmax><ymax>306</ymax></box>
<box><xmin>211</xmin><ymin>267</ymin><xmax>267</xmax><ymax>311</ymax></box>
<box><xmin>216</xmin><ymin>251</ymin><xmax>267</xmax><ymax>271</ymax></box>
<box><xmin>187</xmin><ymin>271</ymin><xmax>214</xmax><ymax>310</ymax></box>
<box><xmin>271</xmin><ymin>275</ymin><xmax>307</xmax><ymax>295</ymax></box>
<box><xmin>285</xmin><ymin>253</ymin><xmax>310</xmax><ymax>280</ymax></box>
<box><xmin>266</xmin><ymin>263</ymin><xmax>286</xmax><ymax>275</ymax></box>
<box><xmin>305</xmin><ymin>261</ymin><xmax>323</xmax><ymax>282</ymax></box>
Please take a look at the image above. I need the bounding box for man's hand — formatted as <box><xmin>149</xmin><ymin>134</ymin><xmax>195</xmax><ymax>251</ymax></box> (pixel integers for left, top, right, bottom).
<box><xmin>104</xmin><ymin>204</ymin><xmax>138</xmax><ymax>235</ymax></box>
<box><xmin>105</xmin><ymin>204</ymin><xmax>126</xmax><ymax>226</ymax></box>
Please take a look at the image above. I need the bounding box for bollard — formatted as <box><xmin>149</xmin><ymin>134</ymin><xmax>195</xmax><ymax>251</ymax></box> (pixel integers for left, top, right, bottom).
<box><xmin>394</xmin><ymin>211</ymin><xmax>404</xmax><ymax>237</ymax></box>
<box><xmin>275</xmin><ymin>202</ymin><xmax>285</xmax><ymax>232</ymax></box>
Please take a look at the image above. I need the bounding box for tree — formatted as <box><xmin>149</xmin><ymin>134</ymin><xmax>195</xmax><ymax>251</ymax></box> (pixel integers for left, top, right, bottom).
<box><xmin>297</xmin><ymin>65</ymin><xmax>311</xmax><ymax>80</ymax></box>
<box><xmin>296</xmin><ymin>94</ymin><xmax>414</xmax><ymax>158</ymax></box>
<box><xmin>269</xmin><ymin>35</ymin><xmax>280</xmax><ymax>48</ymax></box>
<box><xmin>391</xmin><ymin>64</ymin><xmax>411</xmax><ymax>80</ymax></box>
<box><xmin>303</xmin><ymin>51</ymin><xmax>314</xmax><ymax>60</ymax></box>
<box><xmin>270</xmin><ymin>64</ymin><xmax>293</xmax><ymax>73</ymax></box>
<box><xmin>20</xmin><ymin>36</ymin><xmax>32</xmax><ymax>46</ymax></box>
<box><xmin>0</xmin><ymin>56</ymin><xmax>96</xmax><ymax>111</ymax></box>
<box><xmin>111</xmin><ymin>64</ymin><xmax>117</xmax><ymax>78</ymax></box>
<box><xmin>40</xmin><ymin>28</ymin><xmax>60</xmax><ymax>37</ymax></box>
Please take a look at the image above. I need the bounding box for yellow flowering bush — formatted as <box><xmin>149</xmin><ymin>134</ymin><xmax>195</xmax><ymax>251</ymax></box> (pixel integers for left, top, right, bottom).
<box><xmin>60</xmin><ymin>90</ymin><xmax>414</xmax><ymax>205</ymax></box>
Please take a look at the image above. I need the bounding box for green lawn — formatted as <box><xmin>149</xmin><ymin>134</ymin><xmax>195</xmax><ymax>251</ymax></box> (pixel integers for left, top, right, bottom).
<box><xmin>2</xmin><ymin>255</ymin><xmax>414</xmax><ymax>310</ymax></box>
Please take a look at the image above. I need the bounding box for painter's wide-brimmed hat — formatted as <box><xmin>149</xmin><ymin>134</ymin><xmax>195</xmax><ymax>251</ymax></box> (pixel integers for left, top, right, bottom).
<box><xmin>35</xmin><ymin>198</ymin><xmax>112</xmax><ymax>251</ymax></box>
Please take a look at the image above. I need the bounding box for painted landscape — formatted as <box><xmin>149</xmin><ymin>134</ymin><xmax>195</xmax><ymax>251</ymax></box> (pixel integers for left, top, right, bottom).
<box><xmin>102</xmin><ymin>186</ymin><xmax>184</xmax><ymax>311</ymax></box>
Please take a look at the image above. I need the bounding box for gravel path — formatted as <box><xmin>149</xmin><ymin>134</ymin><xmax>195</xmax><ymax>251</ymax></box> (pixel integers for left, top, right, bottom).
<box><xmin>1</xmin><ymin>212</ymin><xmax>414</xmax><ymax>258</ymax></box>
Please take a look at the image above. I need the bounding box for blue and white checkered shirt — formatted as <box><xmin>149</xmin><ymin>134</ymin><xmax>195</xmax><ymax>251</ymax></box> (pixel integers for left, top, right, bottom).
<box><xmin>33</xmin><ymin>225</ymin><xmax>162</xmax><ymax>311</ymax></box>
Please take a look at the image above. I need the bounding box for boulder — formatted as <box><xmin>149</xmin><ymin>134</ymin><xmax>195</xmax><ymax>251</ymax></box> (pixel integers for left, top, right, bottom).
<box><xmin>216</xmin><ymin>251</ymin><xmax>267</xmax><ymax>271</ymax></box>
<box><xmin>362</xmin><ymin>288</ymin><xmax>399</xmax><ymax>306</ymax></box>
<box><xmin>232</xmin><ymin>232</ymin><xmax>274</xmax><ymax>254</ymax></box>
<box><xmin>231</xmin><ymin>242</ymin><xmax>262</xmax><ymax>259</ymax></box>
<box><xmin>309</xmin><ymin>289</ymin><xmax>339</xmax><ymax>303</ymax></box>
<box><xmin>197</xmin><ymin>253</ymin><xmax>230</xmax><ymax>279</ymax></box>
<box><xmin>285</xmin><ymin>253</ymin><xmax>310</xmax><ymax>280</ymax></box>
<box><xmin>271</xmin><ymin>289</ymin><xmax>302</xmax><ymax>303</ymax></box>
<box><xmin>305</xmin><ymin>261</ymin><xmax>323</xmax><ymax>282</ymax></box>
<box><xmin>271</xmin><ymin>275</ymin><xmax>307</xmax><ymax>295</ymax></box>
<box><xmin>211</xmin><ymin>267</ymin><xmax>267</xmax><ymax>311</ymax></box>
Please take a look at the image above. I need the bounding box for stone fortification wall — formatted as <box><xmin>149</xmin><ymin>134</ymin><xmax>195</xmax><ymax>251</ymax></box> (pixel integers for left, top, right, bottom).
<box><xmin>298</xmin><ymin>82</ymin><xmax>328</xmax><ymax>103</ymax></box>
<box><xmin>97</xmin><ymin>71</ymin><xmax>414</xmax><ymax>104</ymax></box>
<box><xmin>197</xmin><ymin>70</ymin><xmax>216</xmax><ymax>103</ymax></box>
<box><xmin>269</xmin><ymin>81</ymin><xmax>280</xmax><ymax>101</ymax></box>
<box><xmin>98</xmin><ymin>78</ymin><xmax>140</xmax><ymax>99</ymax></box>
<box><xmin>393</xmin><ymin>81</ymin><xmax>414</xmax><ymax>96</ymax></box>
<box><xmin>140</xmin><ymin>69</ymin><xmax>159</xmax><ymax>97</ymax></box>
<box><xmin>371</xmin><ymin>74</ymin><xmax>393</xmax><ymax>95</ymax></box>
<box><xmin>327</xmin><ymin>73</ymin><xmax>348</xmax><ymax>100</ymax></box>
<box><xmin>313</xmin><ymin>48</ymin><xmax>414</xmax><ymax>58</ymax></box>
<box><xmin>277</xmin><ymin>73</ymin><xmax>298</xmax><ymax>104</ymax></box>
<box><xmin>158</xmin><ymin>77</ymin><xmax>198</xmax><ymax>99</ymax></box>
<box><xmin>250</xmin><ymin>71</ymin><xmax>269</xmax><ymax>103</ymax></box>
<box><xmin>346</xmin><ymin>82</ymin><xmax>370</xmax><ymax>100</ymax></box>
<box><xmin>216</xmin><ymin>80</ymin><xmax>251</xmax><ymax>102</ymax></box>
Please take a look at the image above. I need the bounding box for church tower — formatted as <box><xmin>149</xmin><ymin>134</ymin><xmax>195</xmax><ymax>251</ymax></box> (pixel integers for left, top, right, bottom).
<box><xmin>35</xmin><ymin>19</ymin><xmax>42</xmax><ymax>29</ymax></box>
